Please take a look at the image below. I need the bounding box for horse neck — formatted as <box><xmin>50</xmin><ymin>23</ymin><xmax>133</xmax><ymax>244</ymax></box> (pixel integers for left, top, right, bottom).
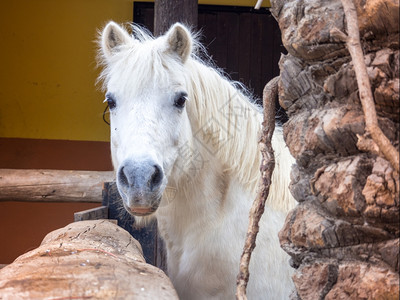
<box><xmin>181</xmin><ymin>58</ymin><xmax>296</xmax><ymax>212</ymax></box>
<box><xmin>159</xmin><ymin>130</ymin><xmax>295</xmax><ymax>242</ymax></box>
<box><xmin>184</xmin><ymin>59</ymin><xmax>262</xmax><ymax>195</ymax></box>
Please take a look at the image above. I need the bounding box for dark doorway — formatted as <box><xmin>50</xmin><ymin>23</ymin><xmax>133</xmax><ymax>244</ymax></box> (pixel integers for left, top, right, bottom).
<box><xmin>133</xmin><ymin>3</ymin><xmax>287</xmax><ymax>120</ymax></box>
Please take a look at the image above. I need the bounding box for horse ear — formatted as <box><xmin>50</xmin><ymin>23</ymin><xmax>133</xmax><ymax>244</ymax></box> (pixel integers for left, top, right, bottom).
<box><xmin>101</xmin><ymin>21</ymin><xmax>132</xmax><ymax>59</ymax></box>
<box><xmin>166</xmin><ymin>23</ymin><xmax>192</xmax><ymax>63</ymax></box>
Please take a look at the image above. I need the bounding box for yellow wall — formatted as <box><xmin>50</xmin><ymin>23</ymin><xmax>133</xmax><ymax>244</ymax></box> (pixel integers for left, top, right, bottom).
<box><xmin>0</xmin><ymin>0</ymin><xmax>133</xmax><ymax>142</ymax></box>
<box><xmin>0</xmin><ymin>0</ymin><xmax>268</xmax><ymax>142</ymax></box>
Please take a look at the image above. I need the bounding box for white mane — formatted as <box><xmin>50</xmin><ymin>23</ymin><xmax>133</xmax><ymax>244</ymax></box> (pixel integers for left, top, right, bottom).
<box><xmin>98</xmin><ymin>24</ymin><xmax>295</xmax><ymax>212</ymax></box>
<box><xmin>184</xmin><ymin>59</ymin><xmax>295</xmax><ymax>211</ymax></box>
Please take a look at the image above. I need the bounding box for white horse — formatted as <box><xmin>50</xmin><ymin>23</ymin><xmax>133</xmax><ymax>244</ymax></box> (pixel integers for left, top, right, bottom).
<box><xmin>98</xmin><ymin>21</ymin><xmax>296</xmax><ymax>299</ymax></box>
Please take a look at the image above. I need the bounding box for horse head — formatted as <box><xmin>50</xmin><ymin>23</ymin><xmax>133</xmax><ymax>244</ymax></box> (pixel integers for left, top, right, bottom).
<box><xmin>99</xmin><ymin>22</ymin><xmax>194</xmax><ymax>216</ymax></box>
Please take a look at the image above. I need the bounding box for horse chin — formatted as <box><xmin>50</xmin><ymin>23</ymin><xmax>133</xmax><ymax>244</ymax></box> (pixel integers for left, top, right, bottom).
<box><xmin>124</xmin><ymin>201</ymin><xmax>160</xmax><ymax>217</ymax></box>
<box><xmin>128</xmin><ymin>207</ymin><xmax>157</xmax><ymax>216</ymax></box>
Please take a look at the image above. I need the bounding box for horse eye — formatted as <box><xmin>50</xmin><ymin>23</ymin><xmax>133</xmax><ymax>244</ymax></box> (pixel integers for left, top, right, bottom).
<box><xmin>174</xmin><ymin>92</ymin><xmax>188</xmax><ymax>109</ymax></box>
<box><xmin>105</xmin><ymin>93</ymin><xmax>117</xmax><ymax>110</ymax></box>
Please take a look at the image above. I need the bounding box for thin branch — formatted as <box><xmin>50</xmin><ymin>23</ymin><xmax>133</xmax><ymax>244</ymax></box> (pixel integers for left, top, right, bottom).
<box><xmin>339</xmin><ymin>0</ymin><xmax>399</xmax><ymax>172</ymax></box>
<box><xmin>236</xmin><ymin>76</ymin><xmax>279</xmax><ymax>300</ymax></box>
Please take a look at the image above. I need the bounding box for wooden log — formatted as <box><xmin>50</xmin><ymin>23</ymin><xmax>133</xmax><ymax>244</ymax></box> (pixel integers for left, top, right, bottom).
<box><xmin>0</xmin><ymin>220</ymin><xmax>178</xmax><ymax>299</ymax></box>
<box><xmin>0</xmin><ymin>169</ymin><xmax>115</xmax><ymax>202</ymax></box>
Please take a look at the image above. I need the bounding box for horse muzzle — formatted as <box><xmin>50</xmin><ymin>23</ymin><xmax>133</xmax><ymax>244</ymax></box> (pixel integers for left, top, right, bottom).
<box><xmin>116</xmin><ymin>158</ymin><xmax>165</xmax><ymax>216</ymax></box>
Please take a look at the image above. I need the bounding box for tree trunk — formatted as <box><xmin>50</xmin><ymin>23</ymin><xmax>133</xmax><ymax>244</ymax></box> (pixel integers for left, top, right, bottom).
<box><xmin>154</xmin><ymin>0</ymin><xmax>198</xmax><ymax>36</ymax></box>
<box><xmin>270</xmin><ymin>0</ymin><xmax>399</xmax><ymax>298</ymax></box>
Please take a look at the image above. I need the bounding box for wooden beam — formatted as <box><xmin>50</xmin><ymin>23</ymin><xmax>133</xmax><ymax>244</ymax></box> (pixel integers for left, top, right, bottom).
<box><xmin>154</xmin><ymin>0</ymin><xmax>198</xmax><ymax>36</ymax></box>
<box><xmin>0</xmin><ymin>169</ymin><xmax>115</xmax><ymax>203</ymax></box>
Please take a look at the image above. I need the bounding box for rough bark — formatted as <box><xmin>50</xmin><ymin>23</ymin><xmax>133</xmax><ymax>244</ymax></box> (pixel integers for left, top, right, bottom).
<box><xmin>271</xmin><ymin>0</ymin><xmax>399</xmax><ymax>298</ymax></box>
<box><xmin>0</xmin><ymin>220</ymin><xmax>178</xmax><ymax>299</ymax></box>
<box><xmin>338</xmin><ymin>0</ymin><xmax>399</xmax><ymax>172</ymax></box>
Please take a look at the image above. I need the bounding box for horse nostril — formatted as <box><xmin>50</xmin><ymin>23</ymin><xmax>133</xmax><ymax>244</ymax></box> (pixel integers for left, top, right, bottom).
<box><xmin>118</xmin><ymin>160</ymin><xmax>163</xmax><ymax>192</ymax></box>
<box><xmin>149</xmin><ymin>164</ymin><xmax>163</xmax><ymax>191</ymax></box>
<box><xmin>118</xmin><ymin>166</ymin><xmax>130</xmax><ymax>188</ymax></box>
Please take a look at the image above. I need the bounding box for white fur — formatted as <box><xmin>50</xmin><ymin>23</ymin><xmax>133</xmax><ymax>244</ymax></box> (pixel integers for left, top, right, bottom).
<box><xmin>99</xmin><ymin>22</ymin><xmax>296</xmax><ymax>299</ymax></box>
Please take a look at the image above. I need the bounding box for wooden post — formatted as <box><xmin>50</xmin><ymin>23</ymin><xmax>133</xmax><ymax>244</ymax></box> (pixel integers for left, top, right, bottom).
<box><xmin>102</xmin><ymin>182</ymin><xmax>166</xmax><ymax>270</ymax></box>
<box><xmin>154</xmin><ymin>0</ymin><xmax>198</xmax><ymax>36</ymax></box>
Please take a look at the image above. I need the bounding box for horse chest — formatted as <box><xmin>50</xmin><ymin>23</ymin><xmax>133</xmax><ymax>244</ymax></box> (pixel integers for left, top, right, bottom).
<box><xmin>163</xmin><ymin>223</ymin><xmax>240</xmax><ymax>299</ymax></box>
<box><xmin>157</xmin><ymin>196</ymin><xmax>249</xmax><ymax>298</ymax></box>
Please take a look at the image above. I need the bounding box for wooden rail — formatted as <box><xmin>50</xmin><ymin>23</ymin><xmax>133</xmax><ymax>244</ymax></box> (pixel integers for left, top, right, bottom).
<box><xmin>0</xmin><ymin>169</ymin><xmax>115</xmax><ymax>203</ymax></box>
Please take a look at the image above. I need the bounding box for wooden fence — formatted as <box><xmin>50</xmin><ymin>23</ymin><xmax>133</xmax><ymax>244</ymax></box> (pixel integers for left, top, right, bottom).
<box><xmin>0</xmin><ymin>168</ymin><xmax>164</xmax><ymax>269</ymax></box>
